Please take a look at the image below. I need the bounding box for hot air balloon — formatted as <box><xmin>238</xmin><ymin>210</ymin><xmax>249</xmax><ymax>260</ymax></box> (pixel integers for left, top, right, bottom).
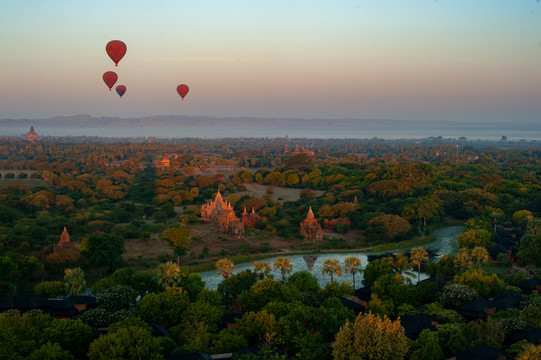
<box><xmin>103</xmin><ymin>71</ymin><xmax>118</xmax><ymax>91</ymax></box>
<box><xmin>106</xmin><ymin>40</ymin><xmax>127</xmax><ymax>66</ymax></box>
<box><xmin>116</xmin><ymin>85</ymin><xmax>126</xmax><ymax>98</ymax></box>
<box><xmin>177</xmin><ymin>84</ymin><xmax>189</xmax><ymax>100</ymax></box>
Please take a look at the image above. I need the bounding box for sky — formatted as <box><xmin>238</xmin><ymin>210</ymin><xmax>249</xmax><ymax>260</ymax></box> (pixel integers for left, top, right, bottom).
<box><xmin>1</xmin><ymin>0</ymin><xmax>540</xmax><ymax>123</ymax></box>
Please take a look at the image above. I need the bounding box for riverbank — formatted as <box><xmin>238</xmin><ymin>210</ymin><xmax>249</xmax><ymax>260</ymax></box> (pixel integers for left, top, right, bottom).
<box><xmin>186</xmin><ymin>222</ymin><xmax>464</xmax><ymax>284</ymax></box>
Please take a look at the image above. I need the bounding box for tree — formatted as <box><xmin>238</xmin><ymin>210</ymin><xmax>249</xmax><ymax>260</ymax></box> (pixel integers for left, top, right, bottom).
<box><xmin>456</xmin><ymin>228</ymin><xmax>491</xmax><ymax>249</ymax></box>
<box><xmin>87</xmin><ymin>326</ymin><xmax>163</xmax><ymax>360</ymax></box>
<box><xmin>274</xmin><ymin>257</ymin><xmax>292</xmax><ymax>282</ymax></box>
<box><xmin>63</xmin><ymin>267</ymin><xmax>86</xmax><ymax>296</ymax></box>
<box><xmin>410</xmin><ymin>329</ymin><xmax>445</xmax><ymax>360</ymax></box>
<box><xmin>390</xmin><ymin>253</ymin><xmax>414</xmax><ymax>279</ymax></box>
<box><xmin>216</xmin><ymin>258</ymin><xmax>236</xmax><ymax>279</ymax></box>
<box><xmin>410</xmin><ymin>247</ymin><xmax>428</xmax><ymax>282</ymax></box>
<box><xmin>368</xmin><ymin>214</ymin><xmax>411</xmax><ymax>241</ymax></box>
<box><xmin>17</xmin><ymin>256</ymin><xmax>42</xmax><ymax>280</ymax></box>
<box><xmin>41</xmin><ymin>319</ymin><xmax>96</xmax><ymax>359</ymax></box>
<box><xmin>137</xmin><ymin>288</ymin><xmax>189</xmax><ymax>327</ymax></box>
<box><xmin>471</xmin><ymin>246</ymin><xmax>489</xmax><ymax>268</ymax></box>
<box><xmin>454</xmin><ymin>248</ymin><xmax>473</xmax><ymax>269</ymax></box>
<box><xmin>0</xmin><ymin>256</ymin><xmax>16</xmax><ymax>295</ymax></box>
<box><xmin>252</xmin><ymin>261</ymin><xmax>272</xmax><ymax>280</ymax></box>
<box><xmin>402</xmin><ymin>195</ymin><xmax>443</xmax><ymax>235</ymax></box>
<box><xmin>80</xmin><ymin>233</ymin><xmax>125</xmax><ymax>272</ymax></box>
<box><xmin>332</xmin><ymin>312</ymin><xmax>409</xmax><ymax>360</ymax></box>
<box><xmin>344</xmin><ymin>257</ymin><xmax>362</xmax><ymax>290</ymax></box>
<box><xmin>160</xmin><ymin>223</ymin><xmax>192</xmax><ymax>265</ymax></box>
<box><xmin>517</xmin><ymin>343</ymin><xmax>541</xmax><ymax>360</ymax></box>
<box><xmin>27</xmin><ymin>342</ymin><xmax>75</xmax><ymax>360</ymax></box>
<box><xmin>453</xmin><ymin>268</ymin><xmax>505</xmax><ymax>298</ymax></box>
<box><xmin>322</xmin><ymin>259</ymin><xmax>343</xmax><ymax>283</ymax></box>
<box><xmin>362</xmin><ymin>257</ymin><xmax>394</xmax><ymax>287</ymax></box>
<box><xmin>157</xmin><ymin>262</ymin><xmax>182</xmax><ymax>289</ymax></box>
<box><xmin>34</xmin><ymin>281</ymin><xmax>65</xmax><ymax>297</ymax></box>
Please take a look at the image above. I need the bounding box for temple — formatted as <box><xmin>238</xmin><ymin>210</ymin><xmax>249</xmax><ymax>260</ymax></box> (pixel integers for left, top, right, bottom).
<box><xmin>201</xmin><ymin>191</ymin><xmax>244</xmax><ymax>236</ymax></box>
<box><xmin>157</xmin><ymin>154</ymin><xmax>171</xmax><ymax>168</ymax></box>
<box><xmin>300</xmin><ymin>207</ymin><xmax>323</xmax><ymax>241</ymax></box>
<box><xmin>25</xmin><ymin>126</ymin><xmax>39</xmax><ymax>142</ymax></box>
<box><xmin>291</xmin><ymin>145</ymin><xmax>315</xmax><ymax>156</ymax></box>
<box><xmin>54</xmin><ymin>227</ymin><xmax>73</xmax><ymax>253</ymax></box>
<box><xmin>242</xmin><ymin>207</ymin><xmax>266</xmax><ymax>228</ymax></box>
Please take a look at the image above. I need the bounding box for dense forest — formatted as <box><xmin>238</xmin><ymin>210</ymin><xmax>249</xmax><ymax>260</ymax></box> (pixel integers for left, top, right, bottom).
<box><xmin>1</xmin><ymin>135</ymin><xmax>541</xmax><ymax>359</ymax></box>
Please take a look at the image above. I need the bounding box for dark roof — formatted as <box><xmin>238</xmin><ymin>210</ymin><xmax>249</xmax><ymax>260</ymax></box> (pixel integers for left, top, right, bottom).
<box><xmin>38</xmin><ymin>298</ymin><xmax>78</xmax><ymax>316</ymax></box>
<box><xmin>338</xmin><ymin>297</ymin><xmax>365</xmax><ymax>315</ymax></box>
<box><xmin>506</xmin><ymin>327</ymin><xmax>541</xmax><ymax>346</ymax></box>
<box><xmin>0</xmin><ymin>294</ymin><xmax>44</xmax><ymax>311</ymax></box>
<box><xmin>455</xmin><ymin>298</ymin><xmax>491</xmax><ymax>319</ymax></box>
<box><xmin>150</xmin><ymin>323</ymin><xmax>171</xmax><ymax>337</ymax></box>
<box><xmin>67</xmin><ymin>295</ymin><xmax>97</xmax><ymax>306</ymax></box>
<box><xmin>399</xmin><ymin>314</ymin><xmax>438</xmax><ymax>340</ymax></box>
<box><xmin>488</xmin><ymin>244</ymin><xmax>507</xmax><ymax>257</ymax></box>
<box><xmin>489</xmin><ymin>290</ymin><xmax>525</xmax><ymax>310</ymax></box>
<box><xmin>353</xmin><ymin>285</ymin><xmax>372</xmax><ymax>301</ymax></box>
<box><xmin>453</xmin><ymin>345</ymin><xmax>507</xmax><ymax>360</ymax></box>
<box><xmin>516</xmin><ymin>278</ymin><xmax>541</xmax><ymax>292</ymax></box>
<box><xmin>166</xmin><ymin>353</ymin><xmax>212</xmax><ymax>360</ymax></box>
<box><xmin>525</xmin><ymin>200</ymin><xmax>541</xmax><ymax>213</ymax></box>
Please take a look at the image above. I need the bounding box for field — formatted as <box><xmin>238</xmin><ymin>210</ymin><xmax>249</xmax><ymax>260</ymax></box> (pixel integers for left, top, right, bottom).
<box><xmin>241</xmin><ymin>183</ymin><xmax>324</xmax><ymax>203</ymax></box>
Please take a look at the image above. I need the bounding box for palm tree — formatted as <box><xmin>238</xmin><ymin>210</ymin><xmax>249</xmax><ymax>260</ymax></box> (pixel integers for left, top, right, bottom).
<box><xmin>252</xmin><ymin>261</ymin><xmax>271</xmax><ymax>280</ymax></box>
<box><xmin>216</xmin><ymin>258</ymin><xmax>236</xmax><ymax>279</ymax></box>
<box><xmin>391</xmin><ymin>252</ymin><xmax>415</xmax><ymax>279</ymax></box>
<box><xmin>64</xmin><ymin>267</ymin><xmax>86</xmax><ymax>295</ymax></box>
<box><xmin>322</xmin><ymin>259</ymin><xmax>343</xmax><ymax>283</ymax></box>
<box><xmin>344</xmin><ymin>256</ymin><xmax>362</xmax><ymax>289</ymax></box>
<box><xmin>410</xmin><ymin>247</ymin><xmax>428</xmax><ymax>282</ymax></box>
<box><xmin>471</xmin><ymin>246</ymin><xmax>489</xmax><ymax>268</ymax></box>
<box><xmin>158</xmin><ymin>261</ymin><xmax>182</xmax><ymax>289</ymax></box>
<box><xmin>274</xmin><ymin>257</ymin><xmax>292</xmax><ymax>282</ymax></box>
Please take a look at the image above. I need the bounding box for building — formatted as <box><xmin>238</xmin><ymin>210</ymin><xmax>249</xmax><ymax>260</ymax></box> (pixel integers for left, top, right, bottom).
<box><xmin>157</xmin><ymin>154</ymin><xmax>171</xmax><ymax>168</ymax></box>
<box><xmin>242</xmin><ymin>207</ymin><xmax>266</xmax><ymax>228</ymax></box>
<box><xmin>25</xmin><ymin>126</ymin><xmax>39</xmax><ymax>142</ymax></box>
<box><xmin>54</xmin><ymin>227</ymin><xmax>73</xmax><ymax>253</ymax></box>
<box><xmin>201</xmin><ymin>191</ymin><xmax>244</xmax><ymax>236</ymax></box>
<box><xmin>300</xmin><ymin>207</ymin><xmax>323</xmax><ymax>241</ymax></box>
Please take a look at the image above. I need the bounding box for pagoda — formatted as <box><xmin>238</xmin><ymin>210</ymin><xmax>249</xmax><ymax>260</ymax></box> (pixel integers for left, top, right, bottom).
<box><xmin>242</xmin><ymin>207</ymin><xmax>266</xmax><ymax>228</ymax></box>
<box><xmin>201</xmin><ymin>191</ymin><xmax>244</xmax><ymax>236</ymax></box>
<box><xmin>157</xmin><ymin>154</ymin><xmax>171</xmax><ymax>168</ymax></box>
<box><xmin>54</xmin><ymin>227</ymin><xmax>73</xmax><ymax>253</ymax></box>
<box><xmin>300</xmin><ymin>207</ymin><xmax>323</xmax><ymax>241</ymax></box>
<box><xmin>25</xmin><ymin>126</ymin><xmax>39</xmax><ymax>142</ymax></box>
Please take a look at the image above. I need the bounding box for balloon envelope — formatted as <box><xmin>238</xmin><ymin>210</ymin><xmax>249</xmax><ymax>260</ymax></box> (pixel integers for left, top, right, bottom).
<box><xmin>177</xmin><ymin>84</ymin><xmax>189</xmax><ymax>100</ymax></box>
<box><xmin>103</xmin><ymin>71</ymin><xmax>118</xmax><ymax>91</ymax></box>
<box><xmin>106</xmin><ymin>40</ymin><xmax>127</xmax><ymax>66</ymax></box>
<box><xmin>116</xmin><ymin>85</ymin><xmax>126</xmax><ymax>98</ymax></box>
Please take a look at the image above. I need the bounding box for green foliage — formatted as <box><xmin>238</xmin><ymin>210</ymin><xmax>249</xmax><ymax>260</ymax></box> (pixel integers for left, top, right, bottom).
<box><xmin>97</xmin><ymin>285</ymin><xmax>138</xmax><ymax>311</ymax></box>
<box><xmin>240</xmin><ymin>278</ymin><xmax>302</xmax><ymax>312</ymax></box>
<box><xmin>286</xmin><ymin>270</ymin><xmax>320</xmax><ymax>295</ymax></box>
<box><xmin>212</xmin><ymin>328</ymin><xmax>248</xmax><ymax>354</ymax></box>
<box><xmin>41</xmin><ymin>319</ymin><xmax>97</xmax><ymax>359</ymax></box>
<box><xmin>64</xmin><ymin>267</ymin><xmax>86</xmax><ymax>296</ymax></box>
<box><xmin>137</xmin><ymin>288</ymin><xmax>189</xmax><ymax>327</ymax></box>
<box><xmin>440</xmin><ymin>283</ymin><xmax>479</xmax><ymax>307</ymax></box>
<box><xmin>332</xmin><ymin>312</ymin><xmax>409</xmax><ymax>360</ymax></box>
<box><xmin>27</xmin><ymin>342</ymin><xmax>75</xmax><ymax>360</ymax></box>
<box><xmin>453</xmin><ymin>268</ymin><xmax>505</xmax><ymax>298</ymax></box>
<box><xmin>87</xmin><ymin>326</ymin><xmax>163</xmax><ymax>360</ymax></box>
<box><xmin>217</xmin><ymin>269</ymin><xmax>258</xmax><ymax>308</ymax></box>
<box><xmin>34</xmin><ymin>281</ymin><xmax>65</xmax><ymax>297</ymax></box>
<box><xmin>78</xmin><ymin>308</ymin><xmax>137</xmax><ymax>328</ymax></box>
<box><xmin>410</xmin><ymin>329</ymin><xmax>445</xmax><ymax>360</ymax></box>
<box><xmin>107</xmin><ymin>317</ymin><xmax>152</xmax><ymax>334</ymax></box>
<box><xmin>17</xmin><ymin>256</ymin><xmax>42</xmax><ymax>279</ymax></box>
<box><xmin>362</xmin><ymin>257</ymin><xmax>394</xmax><ymax>287</ymax></box>
<box><xmin>80</xmin><ymin>233</ymin><xmax>125</xmax><ymax>271</ymax></box>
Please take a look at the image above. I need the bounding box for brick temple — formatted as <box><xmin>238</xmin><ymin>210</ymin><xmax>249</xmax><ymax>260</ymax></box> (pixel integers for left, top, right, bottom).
<box><xmin>300</xmin><ymin>207</ymin><xmax>323</xmax><ymax>241</ymax></box>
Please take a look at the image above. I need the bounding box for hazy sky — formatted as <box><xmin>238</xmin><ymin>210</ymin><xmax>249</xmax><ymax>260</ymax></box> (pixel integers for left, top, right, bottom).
<box><xmin>1</xmin><ymin>0</ymin><xmax>540</xmax><ymax>122</ymax></box>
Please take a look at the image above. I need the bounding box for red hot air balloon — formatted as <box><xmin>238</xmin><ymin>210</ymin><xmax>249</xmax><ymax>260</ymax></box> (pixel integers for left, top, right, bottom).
<box><xmin>116</xmin><ymin>85</ymin><xmax>126</xmax><ymax>98</ymax></box>
<box><xmin>103</xmin><ymin>71</ymin><xmax>118</xmax><ymax>91</ymax></box>
<box><xmin>177</xmin><ymin>84</ymin><xmax>189</xmax><ymax>100</ymax></box>
<box><xmin>106</xmin><ymin>40</ymin><xmax>127</xmax><ymax>66</ymax></box>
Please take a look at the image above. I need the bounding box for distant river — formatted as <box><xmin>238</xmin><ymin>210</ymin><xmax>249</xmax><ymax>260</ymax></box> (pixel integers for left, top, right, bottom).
<box><xmin>3</xmin><ymin>125</ymin><xmax>541</xmax><ymax>141</ymax></box>
<box><xmin>199</xmin><ymin>225</ymin><xmax>464</xmax><ymax>290</ymax></box>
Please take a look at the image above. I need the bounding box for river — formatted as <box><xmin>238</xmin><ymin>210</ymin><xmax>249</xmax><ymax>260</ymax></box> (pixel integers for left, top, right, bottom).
<box><xmin>199</xmin><ymin>225</ymin><xmax>464</xmax><ymax>290</ymax></box>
